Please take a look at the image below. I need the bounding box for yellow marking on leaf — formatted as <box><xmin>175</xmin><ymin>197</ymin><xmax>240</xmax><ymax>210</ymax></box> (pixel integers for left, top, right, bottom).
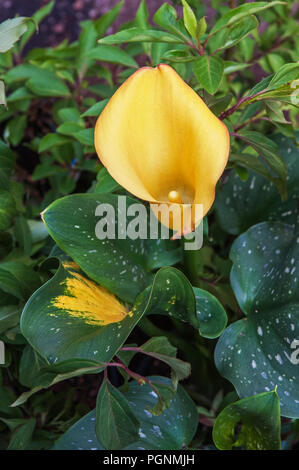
<box><xmin>52</xmin><ymin>269</ymin><xmax>128</xmax><ymax>326</ymax></box>
<box><xmin>62</xmin><ymin>261</ymin><xmax>80</xmax><ymax>271</ymax></box>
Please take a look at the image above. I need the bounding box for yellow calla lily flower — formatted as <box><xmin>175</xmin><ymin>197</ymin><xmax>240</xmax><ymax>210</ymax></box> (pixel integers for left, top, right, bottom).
<box><xmin>94</xmin><ymin>64</ymin><xmax>230</xmax><ymax>235</ymax></box>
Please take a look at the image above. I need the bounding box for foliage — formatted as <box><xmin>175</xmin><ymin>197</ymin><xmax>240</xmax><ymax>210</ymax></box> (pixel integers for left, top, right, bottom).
<box><xmin>0</xmin><ymin>0</ymin><xmax>298</xmax><ymax>451</ymax></box>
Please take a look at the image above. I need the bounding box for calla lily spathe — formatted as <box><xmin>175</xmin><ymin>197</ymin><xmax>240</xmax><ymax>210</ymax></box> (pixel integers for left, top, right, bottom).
<box><xmin>94</xmin><ymin>64</ymin><xmax>230</xmax><ymax>234</ymax></box>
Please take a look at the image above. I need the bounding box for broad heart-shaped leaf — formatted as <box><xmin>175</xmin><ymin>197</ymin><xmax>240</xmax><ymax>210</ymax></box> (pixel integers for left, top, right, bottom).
<box><xmin>213</xmin><ymin>391</ymin><xmax>281</xmax><ymax>450</ymax></box>
<box><xmin>53</xmin><ymin>377</ymin><xmax>198</xmax><ymax>450</ymax></box>
<box><xmin>96</xmin><ymin>379</ymin><xmax>140</xmax><ymax>450</ymax></box>
<box><xmin>42</xmin><ymin>193</ymin><xmax>153</xmax><ymax>303</ymax></box>
<box><xmin>194</xmin><ymin>287</ymin><xmax>227</xmax><ymax>339</ymax></box>
<box><xmin>215</xmin><ymin>134</ymin><xmax>298</xmax><ymax>235</ymax></box>
<box><xmin>138</xmin><ymin>270</ymin><xmax>227</xmax><ymax>339</ymax></box>
<box><xmin>138</xmin><ymin>266</ymin><xmax>197</xmax><ymax>326</ymax></box>
<box><xmin>215</xmin><ymin>221</ymin><xmax>299</xmax><ymax>418</ymax></box>
<box><xmin>20</xmin><ymin>264</ymin><xmax>196</xmax><ymax>366</ymax></box>
<box><xmin>193</xmin><ymin>56</ymin><xmax>224</xmax><ymax>95</ymax></box>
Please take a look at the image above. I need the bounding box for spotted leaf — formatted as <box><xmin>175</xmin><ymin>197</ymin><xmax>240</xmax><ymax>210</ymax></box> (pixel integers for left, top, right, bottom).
<box><xmin>213</xmin><ymin>390</ymin><xmax>281</xmax><ymax>450</ymax></box>
<box><xmin>21</xmin><ymin>264</ymin><xmax>198</xmax><ymax>365</ymax></box>
<box><xmin>215</xmin><ymin>221</ymin><xmax>299</xmax><ymax>418</ymax></box>
<box><xmin>215</xmin><ymin>134</ymin><xmax>299</xmax><ymax>235</ymax></box>
<box><xmin>53</xmin><ymin>377</ymin><xmax>198</xmax><ymax>450</ymax></box>
<box><xmin>42</xmin><ymin>193</ymin><xmax>153</xmax><ymax>303</ymax></box>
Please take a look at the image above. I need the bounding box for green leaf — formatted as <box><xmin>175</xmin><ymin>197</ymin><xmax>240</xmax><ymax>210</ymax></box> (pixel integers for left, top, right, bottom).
<box><xmin>137</xmin><ymin>266</ymin><xmax>196</xmax><ymax>327</ymax></box>
<box><xmin>0</xmin><ymin>190</ymin><xmax>16</xmax><ymax>231</ymax></box>
<box><xmin>57</xmin><ymin>122</ymin><xmax>83</xmax><ymax>137</ymax></box>
<box><xmin>193</xmin><ymin>55</ymin><xmax>224</xmax><ymax>94</ymax></box>
<box><xmin>20</xmin><ymin>263</ymin><xmax>194</xmax><ymax>366</ymax></box>
<box><xmin>210</xmin><ymin>2</ymin><xmax>285</xmax><ymax>35</ymax></box>
<box><xmin>14</xmin><ymin>215</ymin><xmax>32</xmax><ymax>255</ymax></box>
<box><xmin>41</xmin><ymin>193</ymin><xmax>152</xmax><ymax>303</ymax></box>
<box><xmin>4</xmin><ymin>64</ymin><xmax>50</xmax><ymax>83</ymax></box>
<box><xmin>99</xmin><ymin>28</ymin><xmax>184</xmax><ymax>45</ymax></box>
<box><xmin>210</xmin><ymin>15</ymin><xmax>258</xmax><ymax>53</ymax></box>
<box><xmin>96</xmin><ymin>379</ymin><xmax>140</xmax><ymax>450</ymax></box>
<box><xmin>0</xmin><ymin>262</ymin><xmax>40</xmax><ymax>300</ymax></box>
<box><xmin>53</xmin><ymin>377</ymin><xmax>198</xmax><ymax>450</ymax></box>
<box><xmin>20</xmin><ymin>261</ymin><xmax>145</xmax><ymax>365</ymax></box>
<box><xmin>32</xmin><ymin>163</ymin><xmax>65</xmax><ymax>180</ymax></box>
<box><xmin>213</xmin><ymin>391</ymin><xmax>281</xmax><ymax>450</ymax></box>
<box><xmin>6</xmin><ymin>86</ymin><xmax>33</xmax><ymax>103</ymax></box>
<box><xmin>265</xmin><ymin>100</ymin><xmax>290</xmax><ymax>124</ymax></box>
<box><xmin>268</xmin><ymin>63</ymin><xmax>299</xmax><ymax>90</ymax></box>
<box><xmin>94</xmin><ymin>167</ymin><xmax>122</xmax><ymax>194</ymax></box>
<box><xmin>216</xmin><ymin>134</ymin><xmax>299</xmax><ymax>235</ymax></box>
<box><xmin>0</xmin><ymin>141</ymin><xmax>15</xmax><ymax>190</ymax></box>
<box><xmin>196</xmin><ymin>16</ymin><xmax>207</xmax><ymax>39</ymax></box>
<box><xmin>26</xmin><ymin>75</ymin><xmax>70</xmax><ymax>97</ymax></box>
<box><xmin>142</xmin><ymin>237</ymin><xmax>182</xmax><ymax>271</ymax></box>
<box><xmin>6</xmin><ymin>115</ymin><xmax>27</xmax><ymax>147</ymax></box>
<box><xmin>162</xmin><ymin>48</ymin><xmax>194</xmax><ymax>63</ymax></box>
<box><xmin>87</xmin><ymin>45</ymin><xmax>138</xmax><ymax>68</ymax></box>
<box><xmin>0</xmin><ymin>386</ymin><xmax>23</xmax><ymax>418</ymax></box>
<box><xmin>140</xmin><ymin>336</ymin><xmax>191</xmax><ymax>388</ymax></box>
<box><xmin>208</xmin><ymin>92</ymin><xmax>233</xmax><ymax>114</ymax></box>
<box><xmin>58</xmin><ymin>107</ymin><xmax>82</xmax><ymax>123</ymax></box>
<box><xmin>0</xmin><ymin>17</ymin><xmax>31</xmax><ymax>53</ymax></box>
<box><xmin>136</xmin><ymin>0</ymin><xmax>149</xmax><ymax>29</ymax></box>
<box><xmin>215</xmin><ymin>221</ymin><xmax>299</xmax><ymax>418</ymax></box>
<box><xmin>27</xmin><ymin>219</ymin><xmax>49</xmax><ymax>244</ymax></box>
<box><xmin>95</xmin><ymin>1</ymin><xmax>124</xmax><ymax>38</ymax></box>
<box><xmin>13</xmin><ymin>360</ymin><xmax>102</xmax><ymax>406</ymax></box>
<box><xmin>224</xmin><ymin>60</ymin><xmax>249</xmax><ymax>75</ymax></box>
<box><xmin>81</xmin><ymin>99</ymin><xmax>108</xmax><ymax>117</ymax></box>
<box><xmin>194</xmin><ymin>287</ymin><xmax>227</xmax><ymax>339</ymax></box>
<box><xmin>77</xmin><ymin>21</ymin><xmax>98</xmax><ymax>74</ymax></box>
<box><xmin>74</xmin><ymin>128</ymin><xmax>94</xmax><ymax>146</ymax></box>
<box><xmin>0</xmin><ymin>305</ymin><xmax>21</xmax><ymax>335</ymax></box>
<box><xmin>153</xmin><ymin>3</ymin><xmax>189</xmax><ymax>40</ymax></box>
<box><xmin>182</xmin><ymin>0</ymin><xmax>197</xmax><ymax>39</ymax></box>
<box><xmin>246</xmin><ymin>63</ymin><xmax>299</xmax><ymax>106</ymax></box>
<box><xmin>148</xmin><ymin>379</ymin><xmax>176</xmax><ymax>415</ymax></box>
<box><xmin>237</xmin><ymin>131</ymin><xmax>287</xmax><ymax>196</ymax></box>
<box><xmin>136</xmin><ymin>266</ymin><xmax>226</xmax><ymax>338</ymax></box>
<box><xmin>19</xmin><ymin>0</ymin><xmax>54</xmax><ymax>51</ymax></box>
<box><xmin>18</xmin><ymin>345</ymin><xmax>47</xmax><ymax>388</ymax></box>
<box><xmin>8</xmin><ymin>418</ymin><xmax>36</xmax><ymax>450</ymax></box>
<box><xmin>39</xmin><ymin>133</ymin><xmax>71</xmax><ymax>152</ymax></box>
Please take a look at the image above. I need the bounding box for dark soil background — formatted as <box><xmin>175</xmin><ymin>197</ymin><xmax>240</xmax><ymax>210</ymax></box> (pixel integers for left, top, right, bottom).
<box><xmin>1</xmin><ymin>0</ymin><xmax>172</xmax><ymax>47</ymax></box>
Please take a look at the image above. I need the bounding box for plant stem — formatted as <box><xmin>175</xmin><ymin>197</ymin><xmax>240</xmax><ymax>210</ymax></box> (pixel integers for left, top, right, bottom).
<box><xmin>183</xmin><ymin>247</ymin><xmax>200</xmax><ymax>287</ymax></box>
<box><xmin>234</xmin><ymin>113</ymin><xmax>271</xmax><ymax>132</ymax></box>
<box><xmin>219</xmin><ymin>91</ymin><xmax>265</xmax><ymax>120</ymax></box>
<box><xmin>106</xmin><ymin>360</ymin><xmax>149</xmax><ymax>385</ymax></box>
